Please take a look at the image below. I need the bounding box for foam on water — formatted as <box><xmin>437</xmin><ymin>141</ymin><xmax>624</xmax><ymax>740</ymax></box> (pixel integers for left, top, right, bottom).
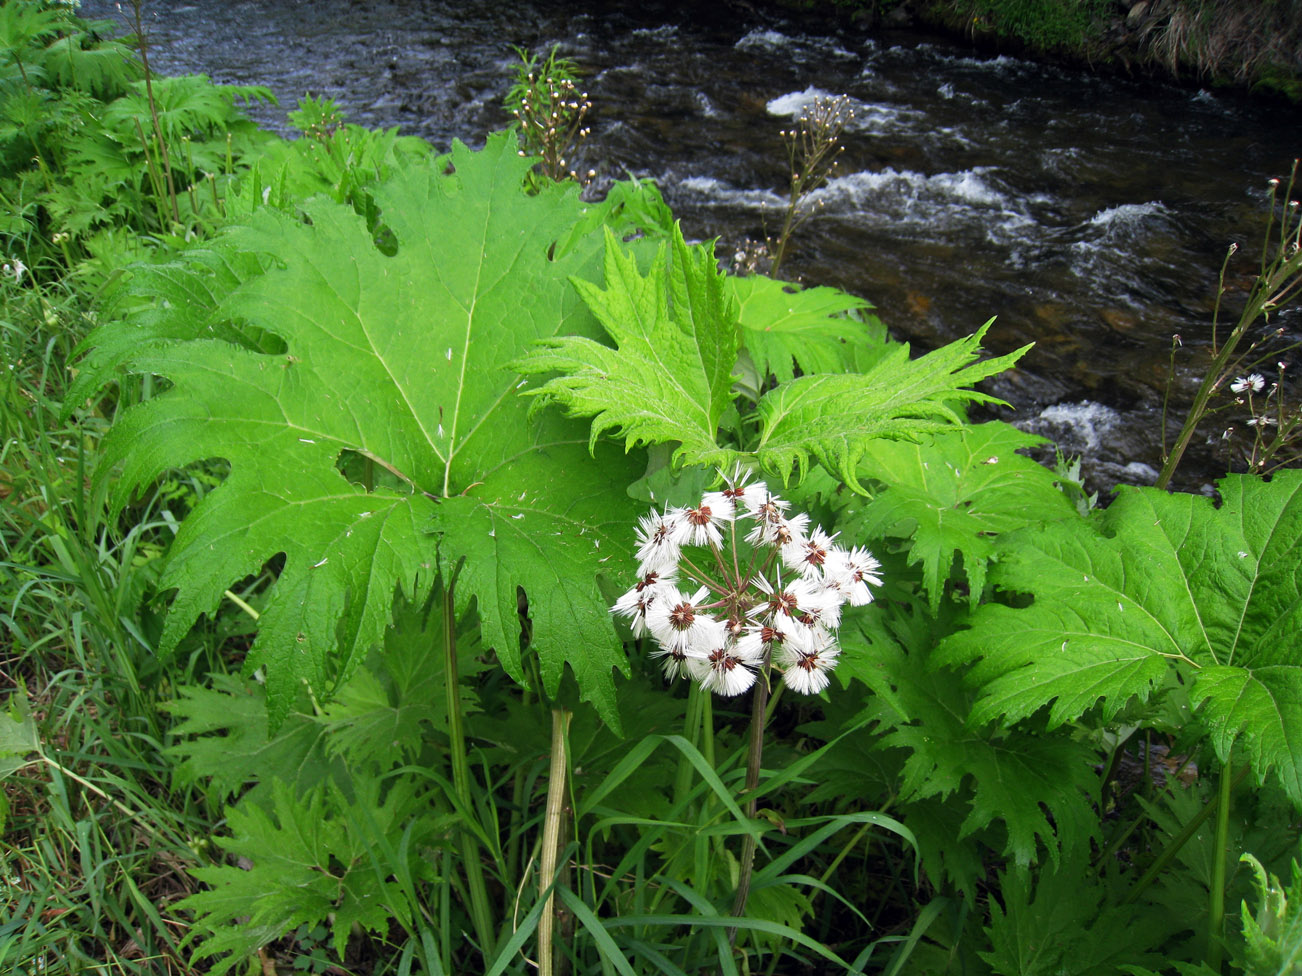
<box><xmin>736</xmin><ymin>29</ymin><xmax>790</xmax><ymax>52</ymax></box>
<box><xmin>1022</xmin><ymin>401</ymin><xmax>1121</xmax><ymax>453</ymax></box>
<box><xmin>694</xmin><ymin>91</ymin><xmax>720</xmax><ymax>118</ymax></box>
<box><xmin>735</xmin><ymin>28</ymin><xmax>857</xmax><ymax>60</ymax></box>
<box><xmin>1086</xmin><ymin>201</ymin><xmax>1170</xmax><ymax>230</ymax></box>
<box><xmin>673</xmin><ymin>175</ymin><xmax>785</xmax><ymax>209</ymax></box>
<box><xmin>765</xmin><ymin>86</ymin><xmax>838</xmax><ymax>116</ymax></box>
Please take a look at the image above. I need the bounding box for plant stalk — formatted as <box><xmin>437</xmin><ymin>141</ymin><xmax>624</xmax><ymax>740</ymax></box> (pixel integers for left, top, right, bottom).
<box><xmin>538</xmin><ymin>707</ymin><xmax>572</xmax><ymax>976</ymax></box>
<box><xmin>1123</xmin><ymin>763</ymin><xmax>1249</xmax><ymax>906</ymax></box>
<box><xmin>127</xmin><ymin>0</ymin><xmax>180</xmax><ymax>224</ymax></box>
<box><xmin>1206</xmin><ymin>760</ymin><xmax>1233</xmax><ymax>972</ymax></box>
<box><xmin>443</xmin><ymin>581</ymin><xmax>497</xmax><ymax>960</ymax></box>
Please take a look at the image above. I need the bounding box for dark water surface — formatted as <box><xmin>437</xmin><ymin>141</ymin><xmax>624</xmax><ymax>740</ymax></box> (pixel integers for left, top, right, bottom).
<box><xmin>83</xmin><ymin>0</ymin><xmax>1302</xmax><ymax>490</ymax></box>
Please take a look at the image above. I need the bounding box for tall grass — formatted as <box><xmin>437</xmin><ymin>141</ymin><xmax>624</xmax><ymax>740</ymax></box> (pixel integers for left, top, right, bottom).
<box><xmin>0</xmin><ymin>278</ymin><xmax>226</xmax><ymax>975</ymax></box>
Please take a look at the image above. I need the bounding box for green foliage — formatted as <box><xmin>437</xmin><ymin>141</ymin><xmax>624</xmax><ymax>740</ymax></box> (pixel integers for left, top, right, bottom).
<box><xmin>0</xmin><ymin>691</ymin><xmax>38</xmax><ymax>832</ymax></box>
<box><xmin>970</xmin><ymin>0</ymin><xmax>1112</xmax><ymax>49</ymax></box>
<box><xmin>755</xmin><ymin>320</ymin><xmax>1031</xmax><ymax>489</ymax></box>
<box><xmin>728</xmin><ymin>273</ymin><xmax>877</xmax><ymax>385</ymax></box>
<box><xmin>982</xmin><ymin>860</ymin><xmax>1161</xmax><ymax>974</ymax></box>
<box><xmin>519</xmin><ymin>261</ymin><xmax>1029</xmax><ymax>483</ymax></box>
<box><xmin>849</xmin><ymin>421</ymin><xmax>1078</xmax><ymax>609</ymax></box>
<box><xmin>940</xmin><ymin>470</ymin><xmax>1302</xmax><ymax>804</ymax></box>
<box><xmin>84</xmin><ymin>133</ymin><xmax>642</xmax><ymax>729</ymax></box>
<box><xmin>516</xmin><ymin>224</ymin><xmax>741</xmax><ymax>470</ymax></box>
<box><xmin>833</xmin><ymin>604</ymin><xmax>1099</xmax><ymax>875</ymax></box>
<box><xmin>1240</xmin><ymin>850</ymin><xmax>1302</xmax><ymax>974</ymax></box>
<box><xmin>178</xmin><ymin>776</ymin><xmax>439</xmax><ymax>971</ymax></box>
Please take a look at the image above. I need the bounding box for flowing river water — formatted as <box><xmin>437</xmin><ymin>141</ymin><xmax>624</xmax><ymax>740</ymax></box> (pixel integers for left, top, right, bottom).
<box><xmin>83</xmin><ymin>0</ymin><xmax>1302</xmax><ymax>491</ymax></box>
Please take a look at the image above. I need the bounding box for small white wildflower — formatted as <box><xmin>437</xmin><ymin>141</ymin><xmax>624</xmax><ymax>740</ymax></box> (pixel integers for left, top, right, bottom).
<box><xmin>1230</xmin><ymin>374</ymin><xmax>1265</xmax><ymax>394</ymax></box>
<box><xmin>1247</xmin><ymin>415</ymin><xmax>1277</xmax><ymax>428</ymax></box>
<box><xmin>646</xmin><ymin>584</ymin><xmax>720</xmax><ymax>655</ymax></box>
<box><xmin>781</xmin><ymin>525</ymin><xmax>838</xmax><ymax>578</ymax></box>
<box><xmin>789</xmin><ymin>578</ymin><xmax>844</xmax><ymax>631</ymax></box>
<box><xmin>687</xmin><ymin>637</ymin><xmax>759</xmax><ymax>696</ymax></box>
<box><xmin>611</xmin><ymin>569</ymin><xmax>677</xmax><ymax>637</ymax></box>
<box><xmin>745</xmin><ymin>502</ymin><xmax>809</xmax><ymax>548</ymax></box>
<box><xmin>778</xmin><ymin>630</ymin><xmax>841</xmax><ymax>695</ymax></box>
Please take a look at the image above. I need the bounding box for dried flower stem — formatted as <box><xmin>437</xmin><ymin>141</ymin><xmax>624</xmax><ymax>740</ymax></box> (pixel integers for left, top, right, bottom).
<box><xmin>1158</xmin><ymin>160</ymin><xmax>1302</xmax><ymax>489</ymax></box>
<box><xmin>770</xmin><ymin>95</ymin><xmax>853</xmax><ymax>278</ymax></box>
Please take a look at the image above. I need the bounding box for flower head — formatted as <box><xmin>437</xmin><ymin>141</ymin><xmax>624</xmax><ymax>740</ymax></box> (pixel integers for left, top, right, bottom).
<box><xmin>777</xmin><ymin>630</ymin><xmax>840</xmax><ymax>695</ymax></box>
<box><xmin>824</xmin><ymin>546</ymin><xmax>882</xmax><ymax>606</ymax></box>
<box><xmin>1231</xmin><ymin>373</ymin><xmax>1265</xmax><ymax>394</ymax></box>
<box><xmin>617</xmin><ymin>479</ymin><xmax>879</xmax><ymax>699</ymax></box>
<box><xmin>635</xmin><ymin>510</ymin><xmax>682</xmax><ymax>575</ymax></box>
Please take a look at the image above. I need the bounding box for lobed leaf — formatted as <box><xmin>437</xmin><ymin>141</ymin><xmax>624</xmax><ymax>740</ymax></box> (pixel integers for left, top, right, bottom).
<box><xmin>727</xmin><ymin>274</ymin><xmax>874</xmax><ymax>384</ymax></box>
<box><xmin>89</xmin><ymin>133</ymin><xmax>642</xmax><ymax>728</ymax></box>
<box><xmin>850</xmin><ymin>421</ymin><xmax>1078</xmax><ymax>609</ymax></box>
<box><xmin>513</xmin><ymin>223</ymin><xmax>740</xmax><ymax>470</ymax></box>
<box><xmin>755</xmin><ymin>320</ymin><xmax>1031</xmax><ymax>490</ymax></box>
<box><xmin>940</xmin><ymin>470</ymin><xmax>1302</xmax><ymax>804</ymax></box>
<box><xmin>842</xmin><ymin>619</ymin><xmax>1097</xmax><ymax>868</ymax></box>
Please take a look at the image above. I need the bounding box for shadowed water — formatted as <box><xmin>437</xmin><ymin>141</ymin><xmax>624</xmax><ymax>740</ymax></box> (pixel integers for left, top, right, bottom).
<box><xmin>83</xmin><ymin>0</ymin><xmax>1302</xmax><ymax>490</ymax></box>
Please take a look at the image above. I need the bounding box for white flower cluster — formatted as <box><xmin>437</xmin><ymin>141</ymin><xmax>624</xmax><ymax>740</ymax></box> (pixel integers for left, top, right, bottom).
<box><xmin>611</xmin><ymin>468</ymin><xmax>880</xmax><ymax>698</ymax></box>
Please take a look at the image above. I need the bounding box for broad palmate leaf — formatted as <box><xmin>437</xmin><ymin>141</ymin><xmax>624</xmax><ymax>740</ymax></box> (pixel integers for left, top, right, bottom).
<box><xmin>755</xmin><ymin>320</ymin><xmax>1031</xmax><ymax>489</ymax></box>
<box><xmin>842</xmin><ymin>617</ymin><xmax>1097</xmax><ymax>869</ymax></box>
<box><xmin>727</xmin><ymin>274</ymin><xmax>873</xmax><ymax>384</ymax></box>
<box><xmin>513</xmin><ymin>223</ymin><xmax>740</xmax><ymax>470</ymax></box>
<box><xmin>850</xmin><ymin>422</ymin><xmax>1078</xmax><ymax>609</ymax></box>
<box><xmin>93</xmin><ymin>133</ymin><xmax>642</xmax><ymax>727</ymax></box>
<box><xmin>939</xmin><ymin>470</ymin><xmax>1302</xmax><ymax>804</ymax></box>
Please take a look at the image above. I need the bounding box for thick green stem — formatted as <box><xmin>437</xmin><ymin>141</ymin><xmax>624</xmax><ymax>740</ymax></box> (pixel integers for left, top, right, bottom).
<box><xmin>1206</xmin><ymin>761</ymin><xmax>1233</xmax><ymax>972</ymax></box>
<box><xmin>443</xmin><ymin>582</ymin><xmax>497</xmax><ymax>960</ymax></box>
<box><xmin>538</xmin><ymin>708</ymin><xmax>572</xmax><ymax>976</ymax></box>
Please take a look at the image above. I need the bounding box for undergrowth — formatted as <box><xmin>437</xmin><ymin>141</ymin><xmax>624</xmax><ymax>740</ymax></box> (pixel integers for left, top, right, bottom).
<box><xmin>3</xmin><ymin>5</ymin><xmax>1302</xmax><ymax>976</ymax></box>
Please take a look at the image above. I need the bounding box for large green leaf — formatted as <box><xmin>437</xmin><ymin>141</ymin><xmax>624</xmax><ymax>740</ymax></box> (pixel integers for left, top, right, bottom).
<box><xmin>728</xmin><ymin>274</ymin><xmax>873</xmax><ymax>384</ymax></box>
<box><xmin>851</xmin><ymin>422</ymin><xmax>1078</xmax><ymax>609</ymax></box>
<box><xmin>939</xmin><ymin>470</ymin><xmax>1302</xmax><ymax>803</ymax></box>
<box><xmin>92</xmin><ymin>133</ymin><xmax>641</xmax><ymax>727</ymax></box>
<box><xmin>755</xmin><ymin>320</ymin><xmax>1031</xmax><ymax>489</ymax></box>
<box><xmin>841</xmin><ymin>617</ymin><xmax>1098</xmax><ymax>869</ymax></box>
<box><xmin>513</xmin><ymin>223</ymin><xmax>740</xmax><ymax>470</ymax></box>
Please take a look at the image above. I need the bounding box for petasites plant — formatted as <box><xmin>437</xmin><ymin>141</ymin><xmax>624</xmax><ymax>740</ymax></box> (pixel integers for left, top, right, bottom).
<box><xmin>83</xmin><ymin>132</ymin><xmax>644</xmax><ymax>726</ymax></box>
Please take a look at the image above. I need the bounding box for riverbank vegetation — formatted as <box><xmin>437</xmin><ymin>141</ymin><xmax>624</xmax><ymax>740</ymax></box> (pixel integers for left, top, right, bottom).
<box><xmin>806</xmin><ymin>0</ymin><xmax>1302</xmax><ymax>99</ymax></box>
<box><xmin>4</xmin><ymin>3</ymin><xmax>1302</xmax><ymax>974</ymax></box>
